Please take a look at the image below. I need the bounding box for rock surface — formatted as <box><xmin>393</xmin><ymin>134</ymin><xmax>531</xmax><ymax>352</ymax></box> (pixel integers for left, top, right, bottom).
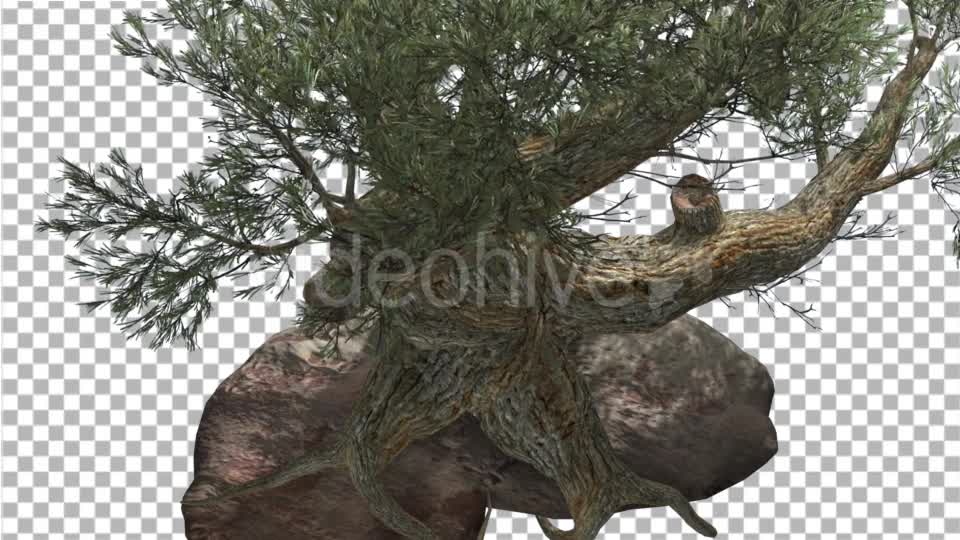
<box><xmin>181</xmin><ymin>315</ymin><xmax>777</xmax><ymax>539</ymax></box>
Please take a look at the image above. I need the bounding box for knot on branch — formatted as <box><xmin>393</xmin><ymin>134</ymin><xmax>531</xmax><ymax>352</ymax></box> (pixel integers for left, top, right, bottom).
<box><xmin>303</xmin><ymin>238</ymin><xmax>366</xmax><ymax>323</ymax></box>
<box><xmin>670</xmin><ymin>174</ymin><xmax>724</xmax><ymax>236</ymax></box>
<box><xmin>303</xmin><ymin>262</ymin><xmax>360</xmax><ymax>323</ymax></box>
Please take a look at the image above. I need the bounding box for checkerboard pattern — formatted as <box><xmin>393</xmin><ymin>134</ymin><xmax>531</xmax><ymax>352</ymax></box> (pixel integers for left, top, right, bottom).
<box><xmin>2</xmin><ymin>2</ymin><xmax>959</xmax><ymax>539</ymax></box>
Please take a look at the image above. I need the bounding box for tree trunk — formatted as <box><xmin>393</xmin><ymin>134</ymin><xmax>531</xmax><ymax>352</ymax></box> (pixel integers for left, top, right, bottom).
<box><xmin>182</xmin><ymin>28</ymin><xmax>939</xmax><ymax>540</ymax></box>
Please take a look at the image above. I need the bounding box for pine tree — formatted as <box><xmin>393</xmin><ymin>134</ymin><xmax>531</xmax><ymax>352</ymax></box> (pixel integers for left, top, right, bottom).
<box><xmin>36</xmin><ymin>1</ymin><xmax>960</xmax><ymax>538</ymax></box>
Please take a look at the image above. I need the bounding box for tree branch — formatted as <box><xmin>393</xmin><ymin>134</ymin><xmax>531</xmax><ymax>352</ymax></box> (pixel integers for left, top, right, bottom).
<box><xmin>230</xmin><ymin>85</ymin><xmax>349</xmax><ymax>224</ymax></box>
<box><xmin>541</xmin><ymin>35</ymin><xmax>944</xmax><ymax>336</ymax></box>
<box><xmin>653</xmin><ymin>149</ymin><xmax>805</xmax><ymax>166</ymax></box>
<box><xmin>356</xmin><ymin>34</ymin><xmax>947</xmax><ymax>347</ymax></box>
<box><xmin>787</xmin><ymin>35</ymin><xmax>940</xmax><ymax>212</ymax></box>
<box><xmin>859</xmin><ymin>136</ymin><xmax>960</xmax><ymax>196</ymax></box>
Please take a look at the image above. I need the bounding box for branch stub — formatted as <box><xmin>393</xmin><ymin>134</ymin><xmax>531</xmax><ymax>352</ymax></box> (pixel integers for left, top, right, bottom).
<box><xmin>670</xmin><ymin>174</ymin><xmax>724</xmax><ymax>237</ymax></box>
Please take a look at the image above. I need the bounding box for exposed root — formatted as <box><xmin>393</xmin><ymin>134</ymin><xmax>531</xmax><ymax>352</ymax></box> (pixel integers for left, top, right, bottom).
<box><xmin>593</xmin><ymin>469</ymin><xmax>717</xmax><ymax>537</ymax></box>
<box><xmin>180</xmin><ymin>441</ymin><xmax>346</xmax><ymax>506</ymax></box>
<box><xmin>534</xmin><ymin>487</ymin><xmax>617</xmax><ymax>540</ymax></box>
<box><xmin>343</xmin><ymin>438</ymin><xmax>440</xmax><ymax>540</ymax></box>
<box><xmin>181</xmin><ymin>431</ymin><xmax>443</xmax><ymax>539</ymax></box>
<box><xmin>184</xmin><ymin>319</ymin><xmax>487</xmax><ymax>538</ymax></box>
<box><xmin>532</xmin><ymin>463</ymin><xmax>716</xmax><ymax>539</ymax></box>
<box><xmin>536</xmin><ymin>515</ymin><xmax>577</xmax><ymax>540</ymax></box>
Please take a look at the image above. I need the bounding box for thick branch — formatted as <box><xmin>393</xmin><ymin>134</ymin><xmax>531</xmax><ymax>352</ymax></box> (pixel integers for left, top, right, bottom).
<box><xmin>550</xmin><ymin>107</ymin><xmax>718</xmax><ymax>208</ymax></box>
<box><xmin>786</xmin><ymin>36</ymin><xmax>940</xmax><ymax>212</ymax></box>
<box><xmin>550</xmin><ymin>4</ymin><xmax>756</xmax><ymax>207</ymax></box>
<box><xmin>345</xmin><ymin>162</ymin><xmax>357</xmax><ymax>204</ymax></box>
<box><xmin>545</xmin><ymin>35</ymin><xmax>943</xmax><ymax>335</ymax></box>
<box><xmin>860</xmin><ymin>159</ymin><xmax>937</xmax><ymax>196</ymax></box>
<box><xmin>352</xmin><ymin>36</ymin><xmax>943</xmax><ymax>346</ymax></box>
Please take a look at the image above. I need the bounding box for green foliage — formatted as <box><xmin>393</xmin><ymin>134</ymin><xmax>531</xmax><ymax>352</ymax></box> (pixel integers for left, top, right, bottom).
<box><xmin>901</xmin><ymin>55</ymin><xmax>960</xmax><ymax>263</ymax></box>
<box><xmin>36</xmin><ymin>149</ymin><xmax>334</xmax><ymax>350</ymax></box>
<box><xmin>743</xmin><ymin>1</ymin><xmax>900</xmax><ymax>160</ymax></box>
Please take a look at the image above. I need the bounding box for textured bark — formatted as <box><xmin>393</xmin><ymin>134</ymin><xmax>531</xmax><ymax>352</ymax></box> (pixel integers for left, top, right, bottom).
<box><xmin>182</xmin><ymin>314</ymin><xmax>776</xmax><ymax>539</ymax></box>
<box><xmin>465</xmin><ymin>281</ymin><xmax>716</xmax><ymax>539</ymax></box>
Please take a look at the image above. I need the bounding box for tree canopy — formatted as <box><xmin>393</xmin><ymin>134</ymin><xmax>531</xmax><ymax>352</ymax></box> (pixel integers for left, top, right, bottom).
<box><xmin>37</xmin><ymin>0</ymin><xmax>960</xmax><ymax>350</ymax></box>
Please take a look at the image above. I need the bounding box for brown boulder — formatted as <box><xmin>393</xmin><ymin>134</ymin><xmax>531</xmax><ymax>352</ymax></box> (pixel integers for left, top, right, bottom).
<box><xmin>181</xmin><ymin>315</ymin><xmax>776</xmax><ymax>539</ymax></box>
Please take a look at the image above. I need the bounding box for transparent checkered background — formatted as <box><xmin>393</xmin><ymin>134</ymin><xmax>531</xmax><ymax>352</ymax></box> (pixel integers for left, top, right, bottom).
<box><xmin>2</xmin><ymin>2</ymin><xmax>959</xmax><ymax>539</ymax></box>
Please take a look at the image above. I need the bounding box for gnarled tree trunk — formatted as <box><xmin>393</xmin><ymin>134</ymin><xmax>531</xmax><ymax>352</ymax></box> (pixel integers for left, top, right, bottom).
<box><xmin>182</xmin><ymin>32</ymin><xmax>941</xmax><ymax>540</ymax></box>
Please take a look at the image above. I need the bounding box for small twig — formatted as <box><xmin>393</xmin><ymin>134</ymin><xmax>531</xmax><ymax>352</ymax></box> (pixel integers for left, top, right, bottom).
<box><xmin>622</xmin><ymin>170</ymin><xmax>677</xmax><ymax>189</ymax></box>
<box><xmin>834</xmin><ymin>211</ymin><xmax>901</xmax><ymax>241</ymax></box>
<box><xmin>742</xmin><ymin>249</ymin><xmax>827</xmax><ymax>330</ymax></box>
<box><xmin>580</xmin><ymin>191</ymin><xmax>642</xmax><ymax>223</ymax></box>
<box><xmin>746</xmin><ymin>285</ymin><xmax>821</xmax><ymax>330</ymax></box>
<box><xmin>655</xmin><ymin>149</ymin><xmax>805</xmax><ymax>166</ymax></box>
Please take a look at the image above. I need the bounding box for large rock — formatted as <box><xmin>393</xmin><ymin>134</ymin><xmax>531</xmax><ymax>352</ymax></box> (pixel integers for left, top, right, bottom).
<box><xmin>181</xmin><ymin>315</ymin><xmax>777</xmax><ymax>539</ymax></box>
